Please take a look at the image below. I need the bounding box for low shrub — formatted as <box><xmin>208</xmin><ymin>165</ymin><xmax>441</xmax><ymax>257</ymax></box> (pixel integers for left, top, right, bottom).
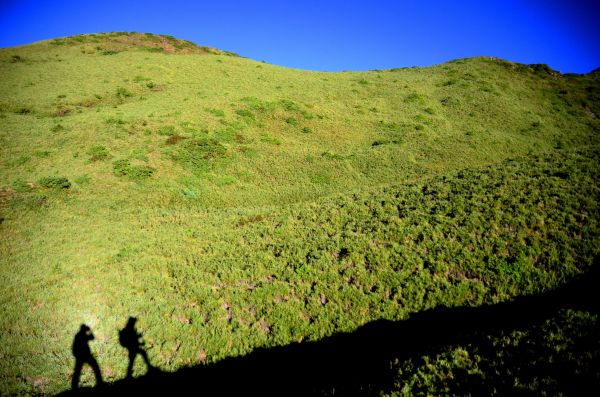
<box><xmin>113</xmin><ymin>159</ymin><xmax>153</xmax><ymax>179</ymax></box>
<box><xmin>157</xmin><ymin>125</ymin><xmax>176</xmax><ymax>136</ymax></box>
<box><xmin>113</xmin><ymin>159</ymin><xmax>131</xmax><ymax>176</ymax></box>
<box><xmin>127</xmin><ymin>165</ymin><xmax>153</xmax><ymax>179</ymax></box>
<box><xmin>529</xmin><ymin>63</ymin><xmax>558</xmax><ymax>76</ymax></box>
<box><xmin>241</xmin><ymin>96</ymin><xmax>274</xmax><ymax>112</ymax></box>
<box><xmin>38</xmin><ymin>176</ymin><xmax>71</xmax><ymax>189</ymax></box>
<box><xmin>116</xmin><ymin>87</ymin><xmax>132</xmax><ymax>98</ymax></box>
<box><xmin>185</xmin><ymin>138</ymin><xmax>227</xmax><ymax>160</ymax></box>
<box><xmin>236</xmin><ymin>109</ymin><xmax>255</xmax><ymax>120</ymax></box>
<box><xmin>34</xmin><ymin>150</ymin><xmax>50</xmax><ymax>158</ymax></box>
<box><xmin>87</xmin><ymin>145</ymin><xmax>110</xmax><ymax>161</ymax></box>
<box><xmin>280</xmin><ymin>99</ymin><xmax>300</xmax><ymax>111</ymax></box>
<box><xmin>106</xmin><ymin>117</ymin><xmax>126</xmax><ymax>126</ymax></box>
<box><xmin>405</xmin><ymin>93</ymin><xmax>427</xmax><ymax>104</ymax></box>
<box><xmin>172</xmin><ymin>138</ymin><xmax>228</xmax><ymax>173</ymax></box>
<box><xmin>205</xmin><ymin>108</ymin><xmax>225</xmax><ymax>117</ymax></box>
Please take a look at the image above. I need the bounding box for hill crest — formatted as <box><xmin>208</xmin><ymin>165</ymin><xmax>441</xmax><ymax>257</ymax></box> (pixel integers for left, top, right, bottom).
<box><xmin>13</xmin><ymin>31</ymin><xmax>239</xmax><ymax>57</ymax></box>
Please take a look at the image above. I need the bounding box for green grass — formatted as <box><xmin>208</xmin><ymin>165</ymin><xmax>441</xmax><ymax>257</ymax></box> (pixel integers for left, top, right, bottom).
<box><xmin>386</xmin><ymin>308</ymin><xmax>599</xmax><ymax>396</ymax></box>
<box><xmin>0</xmin><ymin>33</ymin><xmax>599</xmax><ymax>395</ymax></box>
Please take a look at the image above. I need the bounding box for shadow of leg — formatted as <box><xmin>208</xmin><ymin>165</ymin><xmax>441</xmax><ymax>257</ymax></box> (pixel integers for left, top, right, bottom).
<box><xmin>88</xmin><ymin>356</ymin><xmax>104</xmax><ymax>386</ymax></box>
<box><xmin>126</xmin><ymin>351</ymin><xmax>136</xmax><ymax>379</ymax></box>
<box><xmin>139</xmin><ymin>348</ymin><xmax>153</xmax><ymax>372</ymax></box>
<box><xmin>71</xmin><ymin>359</ymin><xmax>83</xmax><ymax>389</ymax></box>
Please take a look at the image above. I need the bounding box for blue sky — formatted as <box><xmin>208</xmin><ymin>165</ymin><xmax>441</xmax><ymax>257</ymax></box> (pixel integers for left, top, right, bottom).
<box><xmin>0</xmin><ymin>0</ymin><xmax>598</xmax><ymax>73</ymax></box>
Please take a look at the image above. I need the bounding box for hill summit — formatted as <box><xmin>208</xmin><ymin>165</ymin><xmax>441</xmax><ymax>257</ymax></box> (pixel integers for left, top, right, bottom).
<box><xmin>44</xmin><ymin>31</ymin><xmax>238</xmax><ymax>56</ymax></box>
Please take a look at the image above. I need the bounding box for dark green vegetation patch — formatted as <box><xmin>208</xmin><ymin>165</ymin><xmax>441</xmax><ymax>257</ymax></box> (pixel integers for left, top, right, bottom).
<box><xmin>171</xmin><ymin>138</ymin><xmax>228</xmax><ymax>172</ymax></box>
<box><xmin>87</xmin><ymin>145</ymin><xmax>110</xmax><ymax>161</ymax></box>
<box><xmin>38</xmin><ymin>176</ymin><xmax>71</xmax><ymax>189</ymax></box>
<box><xmin>112</xmin><ymin>159</ymin><xmax>153</xmax><ymax>179</ymax></box>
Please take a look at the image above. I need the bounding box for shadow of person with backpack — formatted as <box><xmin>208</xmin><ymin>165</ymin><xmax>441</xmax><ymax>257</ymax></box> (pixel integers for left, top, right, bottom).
<box><xmin>119</xmin><ymin>317</ymin><xmax>154</xmax><ymax>379</ymax></box>
<box><xmin>71</xmin><ymin>324</ymin><xmax>104</xmax><ymax>389</ymax></box>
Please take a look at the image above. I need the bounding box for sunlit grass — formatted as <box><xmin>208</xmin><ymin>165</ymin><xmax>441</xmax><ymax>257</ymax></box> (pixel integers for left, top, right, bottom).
<box><xmin>0</xmin><ymin>33</ymin><xmax>598</xmax><ymax>394</ymax></box>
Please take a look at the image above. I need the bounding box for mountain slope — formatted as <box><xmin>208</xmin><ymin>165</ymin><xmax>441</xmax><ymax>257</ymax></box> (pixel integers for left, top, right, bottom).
<box><xmin>0</xmin><ymin>33</ymin><xmax>598</xmax><ymax>395</ymax></box>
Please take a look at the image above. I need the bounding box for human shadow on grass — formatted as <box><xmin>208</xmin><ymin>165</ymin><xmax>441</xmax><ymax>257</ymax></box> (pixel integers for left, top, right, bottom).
<box><xmin>61</xmin><ymin>264</ymin><xmax>600</xmax><ymax>396</ymax></box>
<box><xmin>71</xmin><ymin>324</ymin><xmax>103</xmax><ymax>390</ymax></box>
<box><xmin>119</xmin><ymin>317</ymin><xmax>155</xmax><ymax>379</ymax></box>
<box><xmin>68</xmin><ymin>317</ymin><xmax>154</xmax><ymax>391</ymax></box>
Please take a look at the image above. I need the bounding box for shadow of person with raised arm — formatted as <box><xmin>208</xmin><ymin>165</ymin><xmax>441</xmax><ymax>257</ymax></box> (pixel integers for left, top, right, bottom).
<box><xmin>119</xmin><ymin>317</ymin><xmax>154</xmax><ymax>379</ymax></box>
<box><xmin>71</xmin><ymin>324</ymin><xmax>103</xmax><ymax>390</ymax></box>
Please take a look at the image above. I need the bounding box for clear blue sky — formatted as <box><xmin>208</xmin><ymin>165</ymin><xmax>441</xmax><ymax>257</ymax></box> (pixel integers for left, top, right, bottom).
<box><xmin>0</xmin><ymin>0</ymin><xmax>598</xmax><ymax>73</ymax></box>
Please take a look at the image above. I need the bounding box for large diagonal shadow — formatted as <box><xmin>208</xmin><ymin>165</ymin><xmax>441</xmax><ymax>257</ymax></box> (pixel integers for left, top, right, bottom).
<box><xmin>60</xmin><ymin>264</ymin><xmax>599</xmax><ymax>396</ymax></box>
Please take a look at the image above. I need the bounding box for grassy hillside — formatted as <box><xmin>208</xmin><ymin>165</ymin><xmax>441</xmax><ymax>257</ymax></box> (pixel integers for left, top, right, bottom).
<box><xmin>0</xmin><ymin>32</ymin><xmax>598</xmax><ymax>395</ymax></box>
